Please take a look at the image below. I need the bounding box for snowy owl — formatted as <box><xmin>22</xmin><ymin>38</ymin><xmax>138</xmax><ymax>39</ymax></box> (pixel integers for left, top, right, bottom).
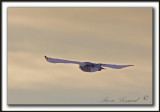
<box><xmin>44</xmin><ymin>56</ymin><xmax>133</xmax><ymax>72</ymax></box>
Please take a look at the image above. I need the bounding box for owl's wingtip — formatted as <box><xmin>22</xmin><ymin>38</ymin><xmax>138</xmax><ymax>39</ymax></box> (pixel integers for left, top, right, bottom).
<box><xmin>44</xmin><ymin>56</ymin><xmax>48</xmax><ymax>60</ymax></box>
<box><xmin>129</xmin><ymin>65</ymin><xmax>134</xmax><ymax>67</ymax></box>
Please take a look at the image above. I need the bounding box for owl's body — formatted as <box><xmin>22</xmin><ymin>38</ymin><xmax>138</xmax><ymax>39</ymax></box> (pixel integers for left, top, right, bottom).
<box><xmin>44</xmin><ymin>56</ymin><xmax>133</xmax><ymax>72</ymax></box>
<box><xmin>79</xmin><ymin>62</ymin><xmax>104</xmax><ymax>72</ymax></box>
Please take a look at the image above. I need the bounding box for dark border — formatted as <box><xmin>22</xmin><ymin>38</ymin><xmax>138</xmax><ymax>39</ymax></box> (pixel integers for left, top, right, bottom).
<box><xmin>6</xmin><ymin>7</ymin><xmax>155</xmax><ymax>106</ymax></box>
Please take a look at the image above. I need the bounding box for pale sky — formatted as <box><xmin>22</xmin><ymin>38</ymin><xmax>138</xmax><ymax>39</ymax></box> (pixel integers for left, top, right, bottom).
<box><xmin>8</xmin><ymin>8</ymin><xmax>152</xmax><ymax>104</ymax></box>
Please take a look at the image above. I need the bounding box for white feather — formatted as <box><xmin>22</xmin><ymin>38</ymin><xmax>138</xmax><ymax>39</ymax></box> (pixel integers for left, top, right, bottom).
<box><xmin>45</xmin><ymin>56</ymin><xmax>82</xmax><ymax>64</ymax></box>
<box><xmin>101</xmin><ymin>64</ymin><xmax>134</xmax><ymax>69</ymax></box>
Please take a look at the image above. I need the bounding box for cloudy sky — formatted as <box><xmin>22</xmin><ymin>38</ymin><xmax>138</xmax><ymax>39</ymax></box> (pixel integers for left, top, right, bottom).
<box><xmin>8</xmin><ymin>8</ymin><xmax>152</xmax><ymax>104</ymax></box>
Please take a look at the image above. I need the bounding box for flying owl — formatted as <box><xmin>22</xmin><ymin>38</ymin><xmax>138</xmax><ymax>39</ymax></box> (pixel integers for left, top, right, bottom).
<box><xmin>45</xmin><ymin>56</ymin><xmax>133</xmax><ymax>72</ymax></box>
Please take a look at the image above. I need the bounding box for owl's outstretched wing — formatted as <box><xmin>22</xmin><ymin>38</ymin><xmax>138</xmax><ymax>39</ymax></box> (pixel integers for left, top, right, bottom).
<box><xmin>45</xmin><ymin>56</ymin><xmax>82</xmax><ymax>64</ymax></box>
<box><xmin>101</xmin><ymin>64</ymin><xmax>134</xmax><ymax>69</ymax></box>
